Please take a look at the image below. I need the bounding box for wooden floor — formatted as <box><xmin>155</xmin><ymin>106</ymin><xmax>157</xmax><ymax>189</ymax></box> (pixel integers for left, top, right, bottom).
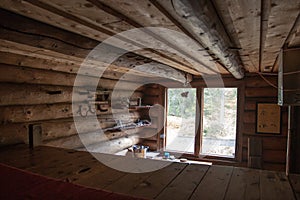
<box><xmin>0</xmin><ymin>144</ymin><xmax>299</xmax><ymax>200</ymax></box>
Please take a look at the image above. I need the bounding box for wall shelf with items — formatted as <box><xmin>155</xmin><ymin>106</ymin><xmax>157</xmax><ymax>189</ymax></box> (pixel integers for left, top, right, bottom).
<box><xmin>129</xmin><ymin>105</ymin><xmax>153</xmax><ymax>110</ymax></box>
<box><xmin>102</xmin><ymin>119</ymin><xmax>152</xmax><ymax>132</ymax></box>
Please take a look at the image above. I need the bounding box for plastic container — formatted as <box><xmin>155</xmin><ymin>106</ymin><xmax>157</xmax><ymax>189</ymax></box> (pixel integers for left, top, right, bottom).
<box><xmin>132</xmin><ymin>145</ymin><xmax>149</xmax><ymax>158</ymax></box>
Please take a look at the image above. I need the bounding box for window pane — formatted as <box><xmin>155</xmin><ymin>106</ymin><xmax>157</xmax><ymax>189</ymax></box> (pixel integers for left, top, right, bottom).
<box><xmin>202</xmin><ymin>88</ymin><xmax>237</xmax><ymax>157</ymax></box>
<box><xmin>166</xmin><ymin>88</ymin><xmax>196</xmax><ymax>153</ymax></box>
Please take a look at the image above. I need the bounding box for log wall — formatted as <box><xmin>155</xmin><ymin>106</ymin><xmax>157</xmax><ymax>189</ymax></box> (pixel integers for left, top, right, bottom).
<box><xmin>0</xmin><ymin>10</ymin><xmax>147</xmax><ymax>154</ymax></box>
<box><xmin>242</xmin><ymin>75</ymin><xmax>288</xmax><ymax>171</ymax></box>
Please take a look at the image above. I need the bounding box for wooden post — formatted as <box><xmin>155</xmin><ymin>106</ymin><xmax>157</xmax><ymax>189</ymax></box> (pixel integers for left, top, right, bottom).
<box><xmin>28</xmin><ymin>124</ymin><xmax>42</xmax><ymax>149</ymax></box>
<box><xmin>286</xmin><ymin>106</ymin><xmax>293</xmax><ymax>176</ymax></box>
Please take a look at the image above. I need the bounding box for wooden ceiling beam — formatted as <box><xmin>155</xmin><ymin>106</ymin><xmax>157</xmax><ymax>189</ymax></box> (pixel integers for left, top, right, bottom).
<box><xmin>86</xmin><ymin>0</ymin><xmax>217</xmax><ymax>75</ymax></box>
<box><xmin>149</xmin><ymin>0</ymin><xmax>229</xmax><ymax>75</ymax></box>
<box><xmin>155</xmin><ymin>0</ymin><xmax>245</xmax><ymax>79</ymax></box>
<box><xmin>213</xmin><ymin>0</ymin><xmax>261</xmax><ymax>73</ymax></box>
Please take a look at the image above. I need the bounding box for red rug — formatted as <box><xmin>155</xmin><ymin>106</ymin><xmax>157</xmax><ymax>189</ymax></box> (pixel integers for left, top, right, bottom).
<box><xmin>0</xmin><ymin>163</ymin><xmax>146</xmax><ymax>200</ymax></box>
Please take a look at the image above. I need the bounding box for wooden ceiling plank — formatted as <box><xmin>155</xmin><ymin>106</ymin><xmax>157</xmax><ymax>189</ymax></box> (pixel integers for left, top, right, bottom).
<box><xmin>260</xmin><ymin>0</ymin><xmax>300</xmax><ymax>72</ymax></box>
<box><xmin>285</xmin><ymin>13</ymin><xmax>300</xmax><ymax>48</ymax></box>
<box><xmin>86</xmin><ymin>0</ymin><xmax>214</xmax><ymax>75</ymax></box>
<box><xmin>0</xmin><ymin>7</ymin><xmax>191</xmax><ymax>82</ymax></box>
<box><xmin>214</xmin><ymin>0</ymin><xmax>261</xmax><ymax>73</ymax></box>
<box><xmin>153</xmin><ymin>0</ymin><xmax>244</xmax><ymax>79</ymax></box>
<box><xmin>211</xmin><ymin>2</ymin><xmax>253</xmax><ymax>73</ymax></box>
<box><xmin>0</xmin><ymin>0</ymin><xmax>110</xmax><ymax>41</ymax></box>
<box><xmin>93</xmin><ymin>0</ymin><xmax>180</xmax><ymax>30</ymax></box>
<box><xmin>150</xmin><ymin>1</ymin><xmax>230</xmax><ymax>75</ymax></box>
<box><xmin>0</xmin><ymin>1</ymin><xmax>197</xmax><ymax>76</ymax></box>
<box><xmin>27</xmin><ymin>0</ymin><xmax>209</xmax><ymax>75</ymax></box>
<box><xmin>259</xmin><ymin>0</ymin><xmax>271</xmax><ymax>72</ymax></box>
<box><xmin>0</xmin><ymin>39</ymin><xmax>187</xmax><ymax>82</ymax></box>
<box><xmin>25</xmin><ymin>0</ymin><xmax>204</xmax><ymax>75</ymax></box>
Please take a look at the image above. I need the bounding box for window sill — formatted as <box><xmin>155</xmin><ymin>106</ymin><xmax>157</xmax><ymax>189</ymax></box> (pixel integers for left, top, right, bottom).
<box><xmin>180</xmin><ymin>154</ymin><xmax>241</xmax><ymax>166</ymax></box>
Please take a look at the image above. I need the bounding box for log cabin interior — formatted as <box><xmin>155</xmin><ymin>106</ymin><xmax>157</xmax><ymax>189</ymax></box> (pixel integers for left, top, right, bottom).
<box><xmin>1</xmin><ymin>0</ymin><xmax>300</xmax><ymax>199</ymax></box>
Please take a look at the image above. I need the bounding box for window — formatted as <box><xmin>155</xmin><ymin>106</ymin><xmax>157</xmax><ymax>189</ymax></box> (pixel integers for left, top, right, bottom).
<box><xmin>165</xmin><ymin>87</ymin><xmax>238</xmax><ymax>159</ymax></box>
<box><xmin>201</xmin><ymin>88</ymin><xmax>237</xmax><ymax>158</ymax></box>
<box><xmin>166</xmin><ymin>88</ymin><xmax>196</xmax><ymax>153</ymax></box>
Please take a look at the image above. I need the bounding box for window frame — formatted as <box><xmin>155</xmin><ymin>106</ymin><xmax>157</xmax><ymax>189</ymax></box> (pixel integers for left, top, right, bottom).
<box><xmin>164</xmin><ymin>81</ymin><xmax>244</xmax><ymax>162</ymax></box>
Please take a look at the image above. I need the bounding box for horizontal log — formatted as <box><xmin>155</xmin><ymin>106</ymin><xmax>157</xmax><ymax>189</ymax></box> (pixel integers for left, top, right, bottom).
<box><xmin>245</xmin><ymin>76</ymin><xmax>278</xmax><ymax>88</ymax></box>
<box><xmin>191</xmin><ymin>76</ymin><xmax>244</xmax><ymax>87</ymax></box>
<box><xmin>42</xmin><ymin>120</ymin><xmax>114</xmax><ymax>141</ymax></box>
<box><xmin>245</xmin><ymin>87</ymin><xmax>277</xmax><ymax>98</ymax></box>
<box><xmin>0</xmin><ymin>8</ymin><xmax>98</xmax><ymax>48</ymax></box>
<box><xmin>242</xmin><ymin>123</ymin><xmax>256</xmax><ymax>135</ymax></box>
<box><xmin>43</xmin><ymin>127</ymin><xmax>143</xmax><ymax>149</ymax></box>
<box><xmin>43</xmin><ymin>116</ymin><xmax>140</xmax><ymax>141</ymax></box>
<box><xmin>263</xmin><ymin>150</ymin><xmax>286</xmax><ymax>164</ymax></box>
<box><xmin>0</xmin><ymin>102</ymin><xmax>135</xmax><ymax>123</ymax></box>
<box><xmin>243</xmin><ymin>124</ymin><xmax>288</xmax><ymax>136</ymax></box>
<box><xmin>263</xmin><ymin>138</ymin><xmax>287</xmax><ymax>151</ymax></box>
<box><xmin>0</xmin><ymin>83</ymin><xmax>143</xmax><ymax>106</ymax></box>
<box><xmin>0</xmin><ymin>64</ymin><xmax>142</xmax><ymax>90</ymax></box>
<box><xmin>244</xmin><ymin>98</ymin><xmax>278</xmax><ymax>111</ymax></box>
<box><xmin>0</xmin><ymin>51</ymin><xmax>148</xmax><ymax>82</ymax></box>
<box><xmin>0</xmin><ymin>111</ymin><xmax>141</xmax><ymax>145</ymax></box>
<box><xmin>80</xmin><ymin>134</ymin><xmax>140</xmax><ymax>154</ymax></box>
<box><xmin>242</xmin><ymin>136</ymin><xmax>287</xmax><ymax>151</ymax></box>
<box><xmin>0</xmin><ymin>84</ymin><xmax>73</xmax><ymax>106</ymax></box>
<box><xmin>243</xmin><ymin>109</ymin><xmax>288</xmax><ymax>125</ymax></box>
<box><xmin>263</xmin><ymin>163</ymin><xmax>285</xmax><ymax>172</ymax></box>
<box><xmin>0</xmin><ymin>22</ymin><xmax>92</xmax><ymax>59</ymax></box>
<box><xmin>0</xmin><ymin>124</ymin><xmax>28</xmax><ymax>146</ymax></box>
<box><xmin>243</xmin><ymin>111</ymin><xmax>256</xmax><ymax>124</ymax></box>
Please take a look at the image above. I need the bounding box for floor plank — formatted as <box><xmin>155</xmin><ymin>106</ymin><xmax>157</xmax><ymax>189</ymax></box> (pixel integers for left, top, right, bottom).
<box><xmin>105</xmin><ymin>171</ymin><xmax>154</xmax><ymax>194</ymax></box>
<box><xmin>260</xmin><ymin>170</ymin><xmax>295</xmax><ymax>200</ymax></box>
<box><xmin>289</xmin><ymin>174</ymin><xmax>300</xmax><ymax>200</ymax></box>
<box><xmin>74</xmin><ymin>165</ymin><xmax>127</xmax><ymax>189</ymax></box>
<box><xmin>155</xmin><ymin>164</ymin><xmax>209</xmax><ymax>200</ymax></box>
<box><xmin>1</xmin><ymin>145</ymin><xmax>299</xmax><ymax>200</ymax></box>
<box><xmin>190</xmin><ymin>165</ymin><xmax>233</xmax><ymax>200</ymax></box>
<box><xmin>225</xmin><ymin>167</ymin><xmax>260</xmax><ymax>200</ymax></box>
<box><xmin>128</xmin><ymin>162</ymin><xmax>187</xmax><ymax>199</ymax></box>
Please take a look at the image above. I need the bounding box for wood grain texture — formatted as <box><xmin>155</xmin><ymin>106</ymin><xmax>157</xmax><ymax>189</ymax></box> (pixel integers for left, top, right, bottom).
<box><xmin>0</xmin><ymin>145</ymin><xmax>299</xmax><ymax>199</ymax></box>
<box><xmin>155</xmin><ymin>0</ymin><xmax>244</xmax><ymax>79</ymax></box>
<box><xmin>156</xmin><ymin>164</ymin><xmax>209</xmax><ymax>200</ymax></box>
<box><xmin>214</xmin><ymin>0</ymin><xmax>261</xmax><ymax>72</ymax></box>
<box><xmin>260</xmin><ymin>0</ymin><xmax>300</xmax><ymax>72</ymax></box>
<box><xmin>225</xmin><ymin>167</ymin><xmax>260</xmax><ymax>200</ymax></box>
<box><xmin>289</xmin><ymin>174</ymin><xmax>300</xmax><ymax>200</ymax></box>
<box><xmin>190</xmin><ymin>165</ymin><xmax>233</xmax><ymax>200</ymax></box>
<box><xmin>129</xmin><ymin>162</ymin><xmax>187</xmax><ymax>199</ymax></box>
<box><xmin>260</xmin><ymin>170</ymin><xmax>295</xmax><ymax>200</ymax></box>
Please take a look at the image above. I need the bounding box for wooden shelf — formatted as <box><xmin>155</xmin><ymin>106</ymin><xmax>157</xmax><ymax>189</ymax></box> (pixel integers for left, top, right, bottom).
<box><xmin>129</xmin><ymin>105</ymin><xmax>153</xmax><ymax>109</ymax></box>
